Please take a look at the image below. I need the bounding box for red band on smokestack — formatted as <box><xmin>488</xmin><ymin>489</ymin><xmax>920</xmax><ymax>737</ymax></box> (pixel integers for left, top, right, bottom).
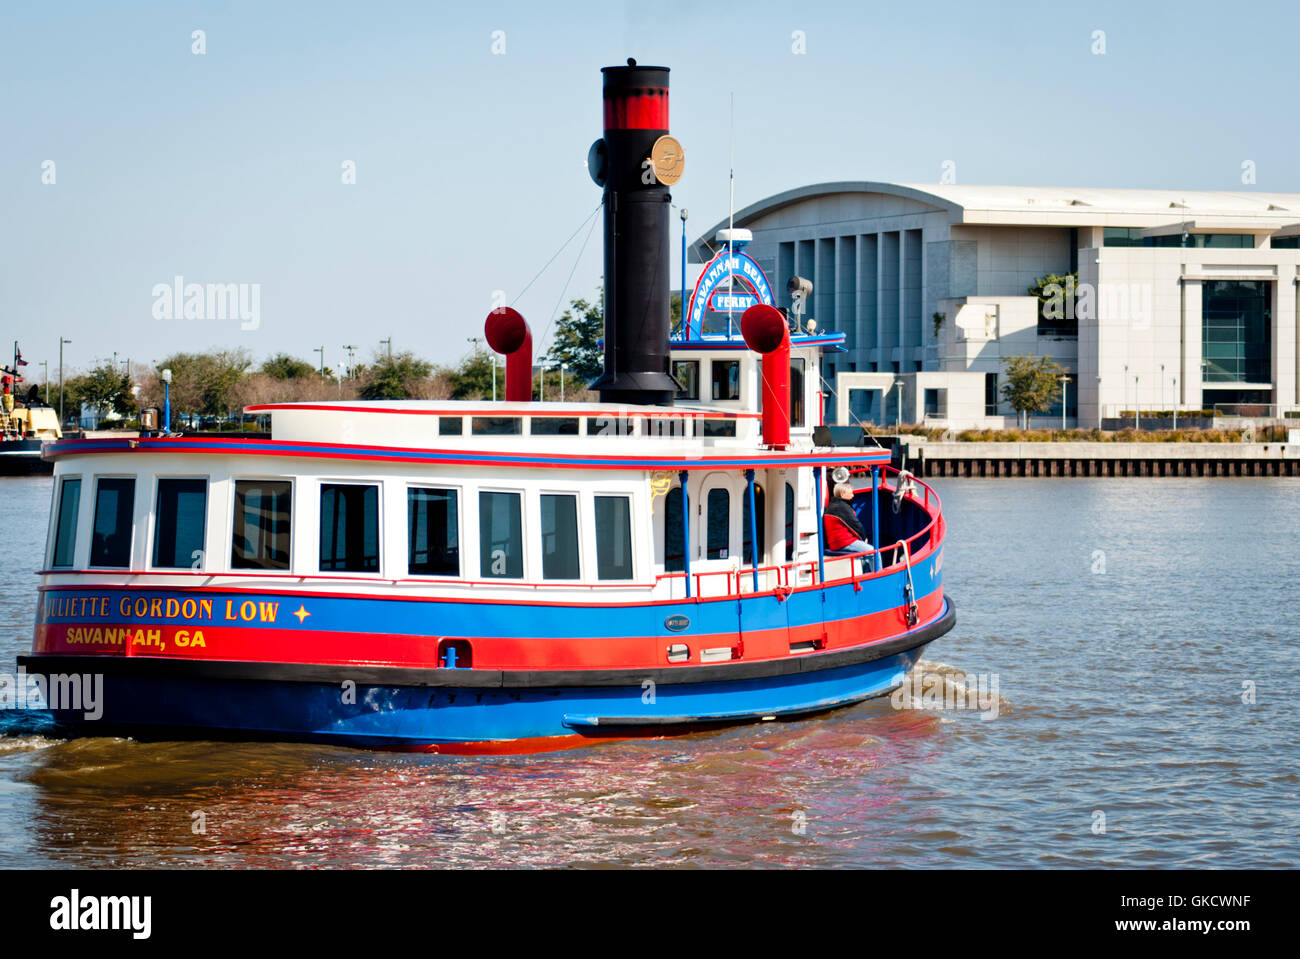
<box><xmin>485</xmin><ymin>307</ymin><xmax>533</xmax><ymax>403</ymax></box>
<box><xmin>603</xmin><ymin>91</ymin><xmax>668</xmax><ymax>130</ymax></box>
<box><xmin>741</xmin><ymin>304</ymin><xmax>791</xmax><ymax>450</ymax></box>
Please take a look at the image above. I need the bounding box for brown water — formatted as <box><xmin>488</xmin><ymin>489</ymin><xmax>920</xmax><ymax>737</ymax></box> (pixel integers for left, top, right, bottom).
<box><xmin>1</xmin><ymin>475</ymin><xmax>1296</xmax><ymax>868</ymax></box>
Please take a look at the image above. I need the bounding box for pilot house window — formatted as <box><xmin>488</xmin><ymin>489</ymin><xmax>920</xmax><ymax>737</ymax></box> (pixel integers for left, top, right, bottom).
<box><xmin>594</xmin><ymin>495</ymin><xmax>633</xmax><ymax>580</ymax></box>
<box><xmin>319</xmin><ymin>483</ymin><xmax>379</xmax><ymax>573</ymax></box>
<box><xmin>541</xmin><ymin>494</ymin><xmax>581</xmax><ymax>579</ymax></box>
<box><xmin>232</xmin><ymin>480</ymin><xmax>292</xmax><ymax>570</ymax></box>
<box><xmin>479</xmin><ymin>491</ymin><xmax>523</xmax><ymax>578</ymax></box>
<box><xmin>51</xmin><ymin>477</ymin><xmax>81</xmax><ymax>568</ymax></box>
<box><xmin>711</xmin><ymin>360</ymin><xmax>740</xmax><ymax>400</ymax></box>
<box><xmin>153</xmin><ymin>478</ymin><xmax>207</xmax><ymax>569</ymax></box>
<box><xmin>408</xmin><ymin>488</ymin><xmax>459</xmax><ymax>576</ymax></box>
<box><xmin>90</xmin><ymin>477</ymin><xmax>135</xmax><ymax>568</ymax></box>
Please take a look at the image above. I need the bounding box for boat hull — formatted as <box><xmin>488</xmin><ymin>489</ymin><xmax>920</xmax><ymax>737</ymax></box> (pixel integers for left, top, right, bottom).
<box><xmin>18</xmin><ymin>598</ymin><xmax>953</xmax><ymax>753</ymax></box>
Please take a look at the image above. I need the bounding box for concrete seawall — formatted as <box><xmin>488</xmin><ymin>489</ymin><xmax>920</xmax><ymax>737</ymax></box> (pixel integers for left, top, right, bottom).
<box><xmin>900</xmin><ymin>440</ymin><xmax>1300</xmax><ymax>477</ymax></box>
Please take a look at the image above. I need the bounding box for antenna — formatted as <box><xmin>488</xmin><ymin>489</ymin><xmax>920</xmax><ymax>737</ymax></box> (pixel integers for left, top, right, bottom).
<box><xmin>728</xmin><ymin>92</ymin><xmax>736</xmax><ymax>334</ymax></box>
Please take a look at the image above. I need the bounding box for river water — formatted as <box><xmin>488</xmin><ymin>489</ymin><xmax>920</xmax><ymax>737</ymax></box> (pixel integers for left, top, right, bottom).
<box><xmin>0</xmin><ymin>475</ymin><xmax>1295</xmax><ymax>868</ymax></box>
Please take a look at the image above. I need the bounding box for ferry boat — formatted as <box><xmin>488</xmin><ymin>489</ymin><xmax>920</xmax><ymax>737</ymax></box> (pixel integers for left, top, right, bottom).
<box><xmin>1</xmin><ymin>347</ymin><xmax>60</xmax><ymax>476</ymax></box>
<box><xmin>18</xmin><ymin>62</ymin><xmax>954</xmax><ymax>753</ymax></box>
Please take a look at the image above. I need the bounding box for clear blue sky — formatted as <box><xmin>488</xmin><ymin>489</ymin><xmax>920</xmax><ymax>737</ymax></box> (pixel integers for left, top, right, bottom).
<box><xmin>4</xmin><ymin>0</ymin><xmax>1299</xmax><ymax>380</ymax></box>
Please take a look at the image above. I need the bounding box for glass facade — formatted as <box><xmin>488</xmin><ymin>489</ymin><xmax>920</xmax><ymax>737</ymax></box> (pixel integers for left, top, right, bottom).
<box><xmin>1202</xmin><ymin>281</ymin><xmax>1271</xmax><ymax>383</ymax></box>
<box><xmin>1104</xmin><ymin>228</ymin><xmax>1254</xmax><ymax>248</ymax></box>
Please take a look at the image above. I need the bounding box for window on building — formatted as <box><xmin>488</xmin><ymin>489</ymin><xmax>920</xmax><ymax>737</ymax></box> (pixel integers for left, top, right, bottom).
<box><xmin>742</xmin><ymin>483</ymin><xmax>765</xmax><ymax>565</ymax></box>
<box><xmin>594</xmin><ymin>495</ymin><xmax>633</xmax><ymax>580</ymax></box>
<box><xmin>232</xmin><ymin>480</ymin><xmax>292</xmax><ymax>570</ymax></box>
<box><xmin>706</xmin><ymin>488</ymin><xmax>730</xmax><ymax>560</ymax></box>
<box><xmin>541</xmin><ymin>493</ymin><xmax>581</xmax><ymax>579</ymax></box>
<box><xmin>479</xmin><ymin>491</ymin><xmax>523</xmax><ymax>578</ymax></box>
<box><xmin>153</xmin><ymin>479</ymin><xmax>207</xmax><ymax>569</ymax></box>
<box><xmin>1271</xmin><ymin>236</ymin><xmax>1300</xmax><ymax>249</ymax></box>
<box><xmin>985</xmin><ymin>372</ymin><xmax>999</xmax><ymax>415</ymax></box>
<box><xmin>408</xmin><ymin>487</ymin><xmax>458</xmax><ymax>576</ymax></box>
<box><xmin>51</xmin><ymin>477</ymin><xmax>81</xmax><ymax>568</ymax></box>
<box><xmin>1202</xmin><ymin>280</ymin><xmax>1271</xmax><ymax>383</ymax></box>
<box><xmin>924</xmin><ymin>388</ymin><xmax>947</xmax><ymax>418</ymax></box>
<box><xmin>672</xmin><ymin>360</ymin><xmax>699</xmax><ymax>400</ymax></box>
<box><xmin>711</xmin><ymin>360</ymin><xmax>740</xmax><ymax>400</ymax></box>
<box><xmin>320</xmin><ymin>484</ymin><xmax>379</xmax><ymax>572</ymax></box>
<box><xmin>790</xmin><ymin>358</ymin><xmax>805</xmax><ymax>426</ymax></box>
<box><xmin>664</xmin><ymin>485</ymin><xmax>684</xmax><ymax>572</ymax></box>
<box><xmin>914</xmin><ymin>360</ymin><xmax>923</xmax><ymax>372</ymax></box>
<box><xmin>90</xmin><ymin>477</ymin><xmax>135</xmax><ymax>567</ymax></box>
<box><xmin>1104</xmin><ymin>227</ymin><xmax>1255</xmax><ymax>249</ymax></box>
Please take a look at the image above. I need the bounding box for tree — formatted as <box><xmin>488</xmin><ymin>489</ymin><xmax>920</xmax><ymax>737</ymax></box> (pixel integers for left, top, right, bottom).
<box><xmin>67</xmin><ymin>363</ymin><xmax>133</xmax><ymax>418</ymax></box>
<box><xmin>543</xmin><ymin>293</ymin><xmax>604</xmax><ymax>384</ymax></box>
<box><xmin>1000</xmin><ymin>354</ymin><xmax>1066</xmax><ymax>427</ymax></box>
<box><xmin>359</xmin><ymin>350</ymin><xmax>435</xmax><ymax>400</ymax></box>
<box><xmin>261</xmin><ymin>353</ymin><xmax>319</xmax><ymax>380</ymax></box>
<box><xmin>148</xmin><ymin>349</ymin><xmax>252</xmax><ymax>420</ymax></box>
<box><xmin>1029</xmin><ymin>271</ymin><xmax>1079</xmax><ymax>336</ymax></box>
<box><xmin>446</xmin><ymin>349</ymin><xmax>497</xmax><ymax>400</ymax></box>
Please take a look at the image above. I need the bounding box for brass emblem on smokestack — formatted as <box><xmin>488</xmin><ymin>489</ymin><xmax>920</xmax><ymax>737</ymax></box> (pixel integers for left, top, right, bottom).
<box><xmin>650</xmin><ymin>135</ymin><xmax>685</xmax><ymax>186</ymax></box>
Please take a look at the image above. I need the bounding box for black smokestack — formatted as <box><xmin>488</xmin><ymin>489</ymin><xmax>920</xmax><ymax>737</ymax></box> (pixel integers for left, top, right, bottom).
<box><xmin>588</xmin><ymin>60</ymin><xmax>678</xmax><ymax>406</ymax></box>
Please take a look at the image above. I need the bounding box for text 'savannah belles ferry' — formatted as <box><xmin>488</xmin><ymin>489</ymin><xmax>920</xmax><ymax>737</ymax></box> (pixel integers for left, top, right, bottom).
<box><xmin>19</xmin><ymin>61</ymin><xmax>954</xmax><ymax>753</ymax></box>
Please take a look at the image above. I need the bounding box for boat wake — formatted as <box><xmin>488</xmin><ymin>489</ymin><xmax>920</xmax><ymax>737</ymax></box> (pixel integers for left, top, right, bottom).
<box><xmin>891</xmin><ymin>659</ymin><xmax>1011</xmax><ymax>720</ymax></box>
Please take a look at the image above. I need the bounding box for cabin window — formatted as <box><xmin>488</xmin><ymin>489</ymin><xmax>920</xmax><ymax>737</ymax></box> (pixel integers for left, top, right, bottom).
<box><xmin>531</xmin><ymin>417</ymin><xmax>580</xmax><ymax>435</ymax></box>
<box><xmin>594</xmin><ymin>495</ymin><xmax>633</xmax><ymax>580</ymax></box>
<box><xmin>153</xmin><ymin>478</ymin><xmax>207</xmax><ymax>569</ymax></box>
<box><xmin>51</xmin><ymin>477</ymin><xmax>82</xmax><ymax>568</ymax></box>
<box><xmin>706</xmin><ymin>488</ymin><xmax>730</xmax><ymax>560</ymax></box>
<box><xmin>472</xmin><ymin>417</ymin><xmax>522</xmax><ymax>436</ymax></box>
<box><xmin>540</xmin><ymin>493</ymin><xmax>581</xmax><ymax>579</ymax></box>
<box><xmin>700</xmin><ymin>420</ymin><xmax>737</xmax><ymax>438</ymax></box>
<box><xmin>785</xmin><ymin>483</ymin><xmax>795</xmax><ymax>562</ymax></box>
<box><xmin>663</xmin><ymin>486</ymin><xmax>684</xmax><ymax>572</ymax></box>
<box><xmin>231</xmin><ymin>480</ymin><xmax>292</xmax><ymax>570</ymax></box>
<box><xmin>319</xmin><ymin>483</ymin><xmax>379</xmax><ymax>573</ymax></box>
<box><xmin>479</xmin><ymin>491</ymin><xmax>523</xmax><ymax>578</ymax></box>
<box><xmin>439</xmin><ymin>416</ymin><xmax>463</xmax><ymax>436</ymax></box>
<box><xmin>672</xmin><ymin>360</ymin><xmax>700</xmax><ymax>400</ymax></box>
<box><xmin>711</xmin><ymin>360</ymin><xmax>740</xmax><ymax>400</ymax></box>
<box><xmin>790</xmin><ymin>359</ymin><xmax>806</xmax><ymax>427</ymax></box>
<box><xmin>408</xmin><ymin>487</ymin><xmax>459</xmax><ymax>576</ymax></box>
<box><xmin>742</xmin><ymin>483</ymin><xmax>766</xmax><ymax>565</ymax></box>
<box><xmin>90</xmin><ymin>477</ymin><xmax>135</xmax><ymax>568</ymax></box>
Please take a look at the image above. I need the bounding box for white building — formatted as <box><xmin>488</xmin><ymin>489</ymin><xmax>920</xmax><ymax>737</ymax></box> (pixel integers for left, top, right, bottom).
<box><xmin>690</xmin><ymin>183</ymin><xmax>1300</xmax><ymax>428</ymax></box>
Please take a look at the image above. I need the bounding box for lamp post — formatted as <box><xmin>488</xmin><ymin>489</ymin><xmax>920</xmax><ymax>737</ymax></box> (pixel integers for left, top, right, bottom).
<box><xmin>561</xmin><ymin>362</ymin><xmax>568</xmax><ymax>402</ymax></box>
<box><xmin>1123</xmin><ymin>363</ymin><xmax>1128</xmax><ymax>426</ymax></box>
<box><xmin>313</xmin><ymin>346</ymin><xmax>324</xmax><ymax>376</ymax></box>
<box><xmin>41</xmin><ymin>361</ymin><xmax>48</xmax><ymax>404</ymax></box>
<box><xmin>379</xmin><ymin>336</ymin><xmax>392</xmax><ymax>361</ymax></box>
<box><xmin>1096</xmin><ymin>375</ymin><xmax>1102</xmax><ymax>431</ymax></box>
<box><xmin>680</xmin><ymin>207</ymin><xmax>688</xmax><ymax>338</ymax></box>
<box><xmin>1134</xmin><ymin>374</ymin><xmax>1140</xmax><ymax>430</ymax></box>
<box><xmin>342</xmin><ymin>344</ymin><xmax>357</xmax><ymax>379</ymax></box>
<box><xmin>1172</xmin><ymin>377</ymin><xmax>1178</xmax><ymax>429</ymax></box>
<box><xmin>1060</xmin><ymin>374</ymin><xmax>1070</xmax><ymax>430</ymax></box>
<box><xmin>894</xmin><ymin>379</ymin><xmax>905</xmax><ymax>432</ymax></box>
<box><xmin>58</xmin><ymin>336</ymin><xmax>71</xmax><ymax>425</ymax></box>
<box><xmin>1160</xmin><ymin>363</ymin><xmax>1165</xmax><ymax>414</ymax></box>
<box><xmin>161</xmin><ymin>368</ymin><xmax>172</xmax><ymax>432</ymax></box>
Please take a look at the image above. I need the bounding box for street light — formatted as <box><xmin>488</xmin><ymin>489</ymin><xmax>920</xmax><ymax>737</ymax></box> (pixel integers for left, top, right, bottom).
<box><xmin>561</xmin><ymin>362</ymin><xmax>568</xmax><ymax>402</ymax></box>
<box><xmin>1160</xmin><ymin>363</ymin><xmax>1165</xmax><ymax>413</ymax></box>
<box><xmin>342</xmin><ymin>345</ymin><xmax>358</xmax><ymax>379</ymax></box>
<box><xmin>161</xmin><ymin>368</ymin><xmax>173</xmax><ymax>433</ymax></box>
<box><xmin>1096</xmin><ymin>375</ymin><xmax>1102</xmax><ymax>431</ymax></box>
<box><xmin>1060</xmin><ymin>374</ymin><xmax>1070</xmax><ymax>430</ymax></box>
<box><xmin>1172</xmin><ymin>377</ymin><xmax>1178</xmax><ymax>429</ymax></box>
<box><xmin>894</xmin><ymin>379</ymin><xmax>905</xmax><ymax>432</ymax></box>
<box><xmin>41</xmin><ymin>361</ymin><xmax>48</xmax><ymax>405</ymax></box>
<box><xmin>379</xmin><ymin>336</ymin><xmax>392</xmax><ymax>361</ymax></box>
<box><xmin>679</xmin><ymin>207</ymin><xmax>689</xmax><ymax>338</ymax></box>
<box><xmin>1134</xmin><ymin>374</ymin><xmax>1140</xmax><ymax>430</ymax></box>
<box><xmin>58</xmin><ymin>336</ymin><xmax>71</xmax><ymax>425</ymax></box>
<box><xmin>313</xmin><ymin>346</ymin><xmax>324</xmax><ymax>376</ymax></box>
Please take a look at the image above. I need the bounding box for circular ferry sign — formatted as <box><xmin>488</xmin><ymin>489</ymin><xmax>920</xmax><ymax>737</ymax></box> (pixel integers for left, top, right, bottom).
<box><xmin>650</xmin><ymin>135</ymin><xmax>685</xmax><ymax>186</ymax></box>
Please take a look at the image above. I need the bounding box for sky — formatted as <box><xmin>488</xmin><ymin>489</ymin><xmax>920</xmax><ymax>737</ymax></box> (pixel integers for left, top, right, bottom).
<box><xmin>4</xmin><ymin>0</ymin><xmax>1300</xmax><ymax>382</ymax></box>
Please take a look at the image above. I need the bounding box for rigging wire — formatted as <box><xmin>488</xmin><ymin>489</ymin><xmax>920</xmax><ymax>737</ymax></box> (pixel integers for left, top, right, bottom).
<box><xmin>509</xmin><ymin>201</ymin><xmax>603</xmax><ymax>309</ymax></box>
<box><xmin>536</xmin><ymin>207</ymin><xmax>602</xmax><ymax>366</ymax></box>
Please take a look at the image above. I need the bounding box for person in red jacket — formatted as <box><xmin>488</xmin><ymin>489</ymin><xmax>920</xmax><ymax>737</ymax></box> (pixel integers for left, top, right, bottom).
<box><xmin>823</xmin><ymin>482</ymin><xmax>871</xmax><ymax>558</ymax></box>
